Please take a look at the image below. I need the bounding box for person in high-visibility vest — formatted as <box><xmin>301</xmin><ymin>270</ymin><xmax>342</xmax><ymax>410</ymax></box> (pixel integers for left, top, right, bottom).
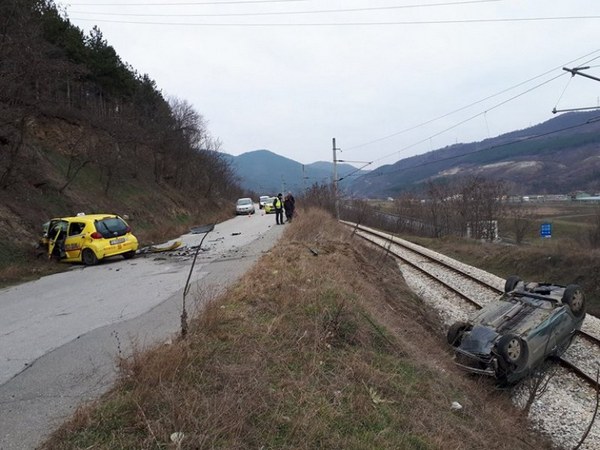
<box><xmin>273</xmin><ymin>193</ymin><xmax>284</xmax><ymax>225</ymax></box>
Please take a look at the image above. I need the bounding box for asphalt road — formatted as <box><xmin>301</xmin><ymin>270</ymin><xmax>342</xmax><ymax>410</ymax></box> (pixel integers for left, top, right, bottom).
<box><xmin>0</xmin><ymin>207</ymin><xmax>284</xmax><ymax>450</ymax></box>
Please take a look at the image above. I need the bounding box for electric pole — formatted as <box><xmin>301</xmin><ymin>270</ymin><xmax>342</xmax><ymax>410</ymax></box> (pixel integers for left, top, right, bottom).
<box><xmin>332</xmin><ymin>137</ymin><xmax>340</xmax><ymax>220</ymax></box>
<box><xmin>302</xmin><ymin>164</ymin><xmax>307</xmax><ymax>193</ymax></box>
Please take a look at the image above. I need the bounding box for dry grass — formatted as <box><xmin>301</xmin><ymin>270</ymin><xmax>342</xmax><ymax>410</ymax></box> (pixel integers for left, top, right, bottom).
<box><xmin>42</xmin><ymin>208</ymin><xmax>553</xmax><ymax>450</ymax></box>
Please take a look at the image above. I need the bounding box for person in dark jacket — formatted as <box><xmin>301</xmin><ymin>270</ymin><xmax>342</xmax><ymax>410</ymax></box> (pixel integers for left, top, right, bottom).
<box><xmin>284</xmin><ymin>192</ymin><xmax>295</xmax><ymax>223</ymax></box>
<box><xmin>273</xmin><ymin>193</ymin><xmax>284</xmax><ymax>225</ymax></box>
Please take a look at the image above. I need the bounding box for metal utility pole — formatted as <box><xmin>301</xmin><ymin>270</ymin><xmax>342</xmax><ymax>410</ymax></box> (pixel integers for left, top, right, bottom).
<box><xmin>281</xmin><ymin>175</ymin><xmax>286</xmax><ymax>195</ymax></box>
<box><xmin>302</xmin><ymin>164</ymin><xmax>307</xmax><ymax>193</ymax></box>
<box><xmin>332</xmin><ymin>138</ymin><xmax>340</xmax><ymax>220</ymax></box>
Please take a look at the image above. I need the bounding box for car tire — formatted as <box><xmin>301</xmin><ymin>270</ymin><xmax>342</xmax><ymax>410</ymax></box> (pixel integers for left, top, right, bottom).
<box><xmin>504</xmin><ymin>275</ymin><xmax>522</xmax><ymax>293</ymax></box>
<box><xmin>82</xmin><ymin>248</ymin><xmax>99</xmax><ymax>266</ymax></box>
<box><xmin>497</xmin><ymin>334</ymin><xmax>527</xmax><ymax>368</ymax></box>
<box><xmin>562</xmin><ymin>284</ymin><xmax>586</xmax><ymax>318</ymax></box>
<box><xmin>123</xmin><ymin>251</ymin><xmax>136</xmax><ymax>260</ymax></box>
<box><xmin>447</xmin><ymin>322</ymin><xmax>471</xmax><ymax>347</ymax></box>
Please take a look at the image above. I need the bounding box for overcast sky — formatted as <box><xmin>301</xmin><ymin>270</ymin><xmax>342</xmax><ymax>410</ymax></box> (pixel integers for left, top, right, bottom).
<box><xmin>56</xmin><ymin>0</ymin><xmax>600</xmax><ymax>169</ymax></box>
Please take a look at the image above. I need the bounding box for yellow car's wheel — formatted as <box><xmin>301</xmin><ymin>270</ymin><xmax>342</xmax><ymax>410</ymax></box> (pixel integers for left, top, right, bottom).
<box><xmin>82</xmin><ymin>248</ymin><xmax>99</xmax><ymax>266</ymax></box>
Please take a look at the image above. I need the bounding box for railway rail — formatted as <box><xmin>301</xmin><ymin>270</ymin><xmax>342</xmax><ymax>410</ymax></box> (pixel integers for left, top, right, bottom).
<box><xmin>342</xmin><ymin>220</ymin><xmax>600</xmax><ymax>389</ymax></box>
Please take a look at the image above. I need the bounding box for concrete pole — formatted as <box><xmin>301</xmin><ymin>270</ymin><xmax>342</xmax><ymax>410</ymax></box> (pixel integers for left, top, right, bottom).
<box><xmin>333</xmin><ymin>138</ymin><xmax>339</xmax><ymax>220</ymax></box>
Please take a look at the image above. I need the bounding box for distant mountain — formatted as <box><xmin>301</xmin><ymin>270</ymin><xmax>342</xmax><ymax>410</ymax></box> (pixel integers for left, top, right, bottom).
<box><xmin>227</xmin><ymin>150</ymin><xmax>368</xmax><ymax>195</ymax></box>
<box><xmin>348</xmin><ymin>111</ymin><xmax>600</xmax><ymax>197</ymax></box>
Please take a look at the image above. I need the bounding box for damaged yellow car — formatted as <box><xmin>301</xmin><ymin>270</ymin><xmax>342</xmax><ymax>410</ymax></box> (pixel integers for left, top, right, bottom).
<box><xmin>40</xmin><ymin>214</ymin><xmax>139</xmax><ymax>265</ymax></box>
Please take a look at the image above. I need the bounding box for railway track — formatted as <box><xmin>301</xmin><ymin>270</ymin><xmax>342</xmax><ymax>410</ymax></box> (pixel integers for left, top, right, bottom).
<box><xmin>342</xmin><ymin>220</ymin><xmax>600</xmax><ymax>389</ymax></box>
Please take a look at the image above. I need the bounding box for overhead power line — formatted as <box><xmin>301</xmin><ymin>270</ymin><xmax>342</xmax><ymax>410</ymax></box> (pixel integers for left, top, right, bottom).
<box><xmin>345</xmin><ymin>49</ymin><xmax>600</xmax><ymax>152</ymax></box>
<box><xmin>68</xmin><ymin>0</ymin><xmax>310</xmax><ymax>6</ymax></box>
<box><xmin>69</xmin><ymin>1</ymin><xmax>503</xmax><ymax>17</ymax></box>
<box><xmin>67</xmin><ymin>15</ymin><xmax>600</xmax><ymax>26</ymax></box>
<box><xmin>369</xmin><ymin>72</ymin><xmax>568</xmax><ymax>166</ymax></box>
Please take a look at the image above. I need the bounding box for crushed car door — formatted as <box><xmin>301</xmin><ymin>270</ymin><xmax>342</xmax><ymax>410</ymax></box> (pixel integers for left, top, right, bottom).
<box><xmin>47</xmin><ymin>220</ymin><xmax>68</xmax><ymax>259</ymax></box>
<box><xmin>64</xmin><ymin>222</ymin><xmax>86</xmax><ymax>260</ymax></box>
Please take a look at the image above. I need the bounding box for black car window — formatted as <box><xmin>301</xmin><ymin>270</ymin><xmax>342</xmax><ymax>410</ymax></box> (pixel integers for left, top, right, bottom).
<box><xmin>95</xmin><ymin>217</ymin><xmax>127</xmax><ymax>238</ymax></box>
<box><xmin>68</xmin><ymin>222</ymin><xmax>85</xmax><ymax>236</ymax></box>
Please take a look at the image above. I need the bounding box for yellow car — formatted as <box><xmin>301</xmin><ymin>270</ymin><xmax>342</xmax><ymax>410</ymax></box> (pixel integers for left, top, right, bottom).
<box><xmin>263</xmin><ymin>197</ymin><xmax>277</xmax><ymax>214</ymax></box>
<box><xmin>41</xmin><ymin>214</ymin><xmax>139</xmax><ymax>265</ymax></box>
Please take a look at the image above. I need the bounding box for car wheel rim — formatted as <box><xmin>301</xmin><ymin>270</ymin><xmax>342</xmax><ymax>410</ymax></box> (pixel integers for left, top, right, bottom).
<box><xmin>507</xmin><ymin>339</ymin><xmax>521</xmax><ymax>361</ymax></box>
<box><xmin>571</xmin><ymin>291</ymin><xmax>584</xmax><ymax>311</ymax></box>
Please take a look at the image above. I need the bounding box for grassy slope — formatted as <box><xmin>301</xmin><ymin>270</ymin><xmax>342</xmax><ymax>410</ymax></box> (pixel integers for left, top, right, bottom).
<box><xmin>42</xmin><ymin>209</ymin><xmax>552</xmax><ymax>450</ymax></box>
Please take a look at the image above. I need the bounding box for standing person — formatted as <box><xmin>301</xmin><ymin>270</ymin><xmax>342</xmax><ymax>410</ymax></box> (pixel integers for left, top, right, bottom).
<box><xmin>273</xmin><ymin>193</ymin><xmax>284</xmax><ymax>225</ymax></box>
<box><xmin>284</xmin><ymin>192</ymin><xmax>295</xmax><ymax>223</ymax></box>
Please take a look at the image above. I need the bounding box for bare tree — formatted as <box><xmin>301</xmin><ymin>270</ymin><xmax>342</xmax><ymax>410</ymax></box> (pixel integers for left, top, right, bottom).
<box><xmin>302</xmin><ymin>183</ymin><xmax>336</xmax><ymax>213</ymax></box>
<box><xmin>426</xmin><ymin>181</ymin><xmax>445</xmax><ymax>238</ymax></box>
<box><xmin>456</xmin><ymin>177</ymin><xmax>505</xmax><ymax>241</ymax></box>
<box><xmin>588</xmin><ymin>206</ymin><xmax>600</xmax><ymax>249</ymax></box>
<box><xmin>0</xmin><ymin>115</ymin><xmax>29</xmax><ymax>189</ymax></box>
<box><xmin>58</xmin><ymin>132</ymin><xmax>93</xmax><ymax>194</ymax></box>
<box><xmin>505</xmin><ymin>202</ymin><xmax>535</xmax><ymax>245</ymax></box>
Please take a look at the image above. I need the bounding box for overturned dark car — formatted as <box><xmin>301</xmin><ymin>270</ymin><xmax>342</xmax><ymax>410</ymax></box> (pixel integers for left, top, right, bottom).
<box><xmin>447</xmin><ymin>276</ymin><xmax>586</xmax><ymax>384</ymax></box>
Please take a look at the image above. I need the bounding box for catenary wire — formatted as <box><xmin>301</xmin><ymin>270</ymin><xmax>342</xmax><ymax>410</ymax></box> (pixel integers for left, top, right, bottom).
<box><xmin>67</xmin><ymin>0</ymin><xmax>311</xmax><ymax>6</ymax></box>
<box><xmin>367</xmin><ymin>72</ymin><xmax>568</xmax><ymax>167</ymax></box>
<box><xmin>553</xmin><ymin>76</ymin><xmax>573</xmax><ymax>112</ymax></box>
<box><xmin>61</xmin><ymin>3</ymin><xmax>600</xmax><ymax>180</ymax></box>
<box><xmin>69</xmin><ymin>1</ymin><xmax>502</xmax><ymax>17</ymax></box>
<box><xmin>66</xmin><ymin>15</ymin><xmax>600</xmax><ymax>26</ymax></box>
<box><xmin>344</xmin><ymin>50</ymin><xmax>600</xmax><ymax>152</ymax></box>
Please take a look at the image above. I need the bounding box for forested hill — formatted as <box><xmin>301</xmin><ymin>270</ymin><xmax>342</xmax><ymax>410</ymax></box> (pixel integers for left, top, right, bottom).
<box><xmin>0</xmin><ymin>1</ymin><xmax>242</xmax><ymax>255</ymax></box>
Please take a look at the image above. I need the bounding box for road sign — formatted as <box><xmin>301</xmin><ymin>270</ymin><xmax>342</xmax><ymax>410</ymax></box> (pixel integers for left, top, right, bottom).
<box><xmin>540</xmin><ymin>223</ymin><xmax>552</xmax><ymax>238</ymax></box>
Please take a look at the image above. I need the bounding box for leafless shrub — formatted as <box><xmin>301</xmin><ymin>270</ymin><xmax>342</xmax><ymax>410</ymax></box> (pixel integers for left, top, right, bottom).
<box><xmin>504</xmin><ymin>203</ymin><xmax>536</xmax><ymax>245</ymax></box>
<box><xmin>300</xmin><ymin>182</ymin><xmax>335</xmax><ymax>213</ymax></box>
<box><xmin>588</xmin><ymin>206</ymin><xmax>600</xmax><ymax>249</ymax></box>
<box><xmin>520</xmin><ymin>360</ymin><xmax>558</xmax><ymax>415</ymax></box>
